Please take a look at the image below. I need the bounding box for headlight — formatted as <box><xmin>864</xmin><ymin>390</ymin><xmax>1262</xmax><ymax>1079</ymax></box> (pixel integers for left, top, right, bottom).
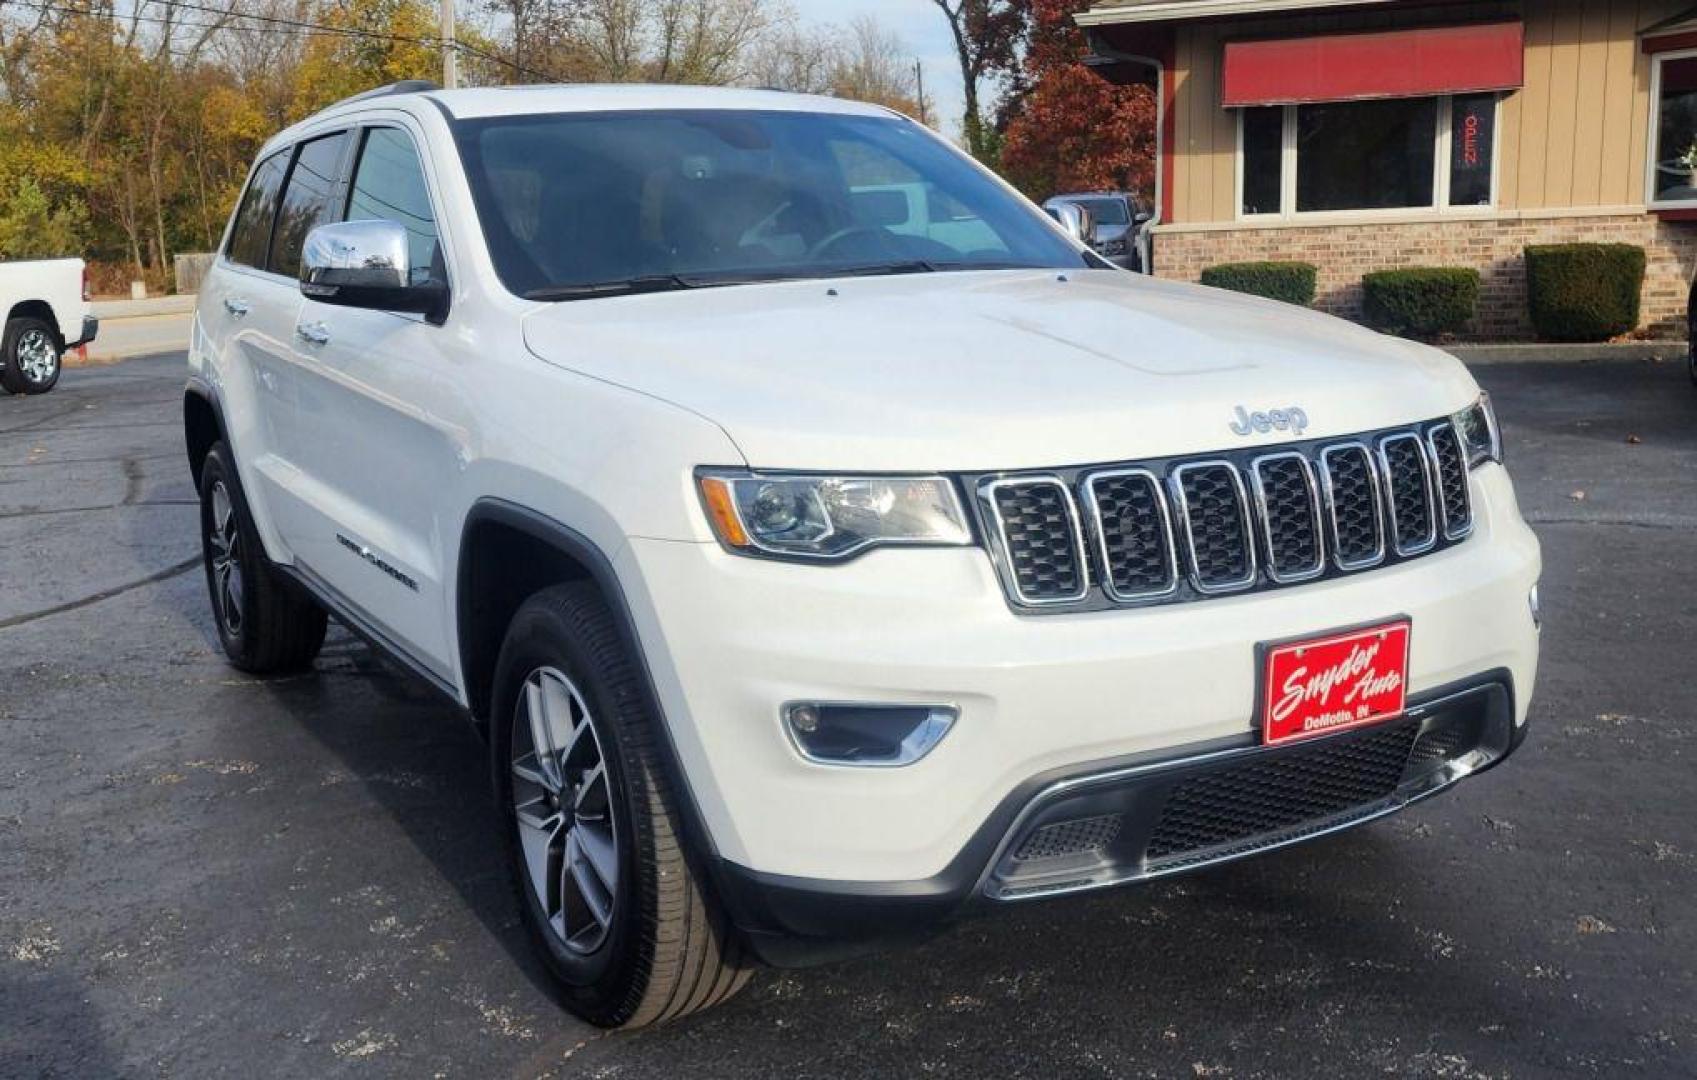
<box><xmin>1451</xmin><ymin>393</ymin><xmax>1501</xmax><ymax>468</ymax></box>
<box><xmin>696</xmin><ymin>471</ymin><xmax>972</xmax><ymax>560</ymax></box>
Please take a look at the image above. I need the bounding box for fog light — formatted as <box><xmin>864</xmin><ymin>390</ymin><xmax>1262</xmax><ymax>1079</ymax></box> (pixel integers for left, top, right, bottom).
<box><xmin>1529</xmin><ymin>585</ymin><xmax>1541</xmax><ymax>630</ymax></box>
<box><xmin>788</xmin><ymin>703</ymin><xmax>820</xmax><ymax>734</ymax></box>
<box><xmin>783</xmin><ymin>703</ymin><xmax>957</xmax><ymax>767</ymax></box>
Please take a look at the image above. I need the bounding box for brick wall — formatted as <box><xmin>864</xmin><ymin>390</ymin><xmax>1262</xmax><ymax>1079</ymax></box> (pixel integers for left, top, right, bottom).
<box><xmin>1151</xmin><ymin>212</ymin><xmax>1697</xmax><ymax>340</ymax></box>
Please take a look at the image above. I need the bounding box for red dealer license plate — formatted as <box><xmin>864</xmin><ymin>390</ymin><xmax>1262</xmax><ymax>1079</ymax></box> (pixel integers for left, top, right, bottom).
<box><xmin>1261</xmin><ymin>621</ymin><xmax>1412</xmax><ymax>746</ymax></box>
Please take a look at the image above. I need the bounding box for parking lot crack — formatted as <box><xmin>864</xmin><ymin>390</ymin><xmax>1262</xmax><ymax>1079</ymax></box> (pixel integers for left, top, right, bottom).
<box><xmin>0</xmin><ymin>556</ymin><xmax>199</xmax><ymax>631</ymax></box>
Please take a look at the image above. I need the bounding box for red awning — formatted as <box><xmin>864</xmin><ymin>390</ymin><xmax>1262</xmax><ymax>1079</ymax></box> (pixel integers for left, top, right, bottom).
<box><xmin>1221</xmin><ymin>23</ymin><xmax>1525</xmax><ymax>107</ymax></box>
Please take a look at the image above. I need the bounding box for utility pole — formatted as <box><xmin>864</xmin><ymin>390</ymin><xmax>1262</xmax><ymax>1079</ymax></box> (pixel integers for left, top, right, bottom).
<box><xmin>441</xmin><ymin>0</ymin><xmax>460</xmax><ymax>89</ymax></box>
<box><xmin>914</xmin><ymin>61</ymin><xmax>927</xmax><ymax>125</ymax></box>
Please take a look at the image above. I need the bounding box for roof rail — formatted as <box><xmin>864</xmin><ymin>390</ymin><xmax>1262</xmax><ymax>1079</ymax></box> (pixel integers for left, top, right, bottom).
<box><xmin>328</xmin><ymin>80</ymin><xmax>441</xmax><ymax>110</ymax></box>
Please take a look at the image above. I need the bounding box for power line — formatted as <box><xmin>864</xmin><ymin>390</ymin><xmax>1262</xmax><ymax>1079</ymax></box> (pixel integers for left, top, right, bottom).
<box><xmin>4</xmin><ymin>0</ymin><xmax>552</xmax><ymax>79</ymax></box>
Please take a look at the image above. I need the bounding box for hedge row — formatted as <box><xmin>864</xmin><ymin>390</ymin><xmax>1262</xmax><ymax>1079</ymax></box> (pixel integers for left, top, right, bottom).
<box><xmin>1524</xmin><ymin>243</ymin><xmax>1646</xmax><ymax>342</ymax></box>
<box><xmin>1362</xmin><ymin>268</ymin><xmax>1480</xmax><ymax>339</ymax></box>
<box><xmin>1199</xmin><ymin>243</ymin><xmax>1648</xmax><ymax>343</ymax></box>
<box><xmin>1198</xmin><ymin>261</ymin><xmax>1317</xmax><ymax>306</ymax></box>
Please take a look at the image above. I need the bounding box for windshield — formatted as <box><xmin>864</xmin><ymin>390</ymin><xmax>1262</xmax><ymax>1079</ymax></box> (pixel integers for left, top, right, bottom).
<box><xmin>453</xmin><ymin>109</ymin><xmax>1088</xmax><ymax>299</ymax></box>
<box><xmin>1074</xmin><ymin>198</ymin><xmax>1130</xmax><ymax>225</ymax></box>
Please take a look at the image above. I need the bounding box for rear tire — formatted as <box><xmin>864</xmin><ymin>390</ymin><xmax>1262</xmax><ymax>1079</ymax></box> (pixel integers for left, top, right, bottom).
<box><xmin>1</xmin><ymin>316</ymin><xmax>62</xmax><ymax>395</ymax></box>
<box><xmin>490</xmin><ymin>583</ymin><xmax>751</xmax><ymax>1028</ymax></box>
<box><xmin>198</xmin><ymin>443</ymin><xmax>327</xmax><ymax>672</ymax></box>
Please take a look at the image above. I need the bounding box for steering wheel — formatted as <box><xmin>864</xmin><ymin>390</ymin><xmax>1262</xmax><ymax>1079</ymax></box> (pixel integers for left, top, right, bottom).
<box><xmin>807</xmin><ymin>225</ymin><xmax>898</xmax><ymax>261</ymax></box>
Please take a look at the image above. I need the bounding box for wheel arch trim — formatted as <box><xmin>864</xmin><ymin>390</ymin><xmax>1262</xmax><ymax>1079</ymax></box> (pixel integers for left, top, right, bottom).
<box><xmin>455</xmin><ymin>498</ymin><xmax>730</xmax><ymax>873</ymax></box>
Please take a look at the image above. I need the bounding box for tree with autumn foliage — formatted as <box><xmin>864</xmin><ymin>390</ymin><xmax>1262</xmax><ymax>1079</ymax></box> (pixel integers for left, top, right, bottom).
<box><xmin>998</xmin><ymin>0</ymin><xmax>1154</xmax><ymax>202</ymax></box>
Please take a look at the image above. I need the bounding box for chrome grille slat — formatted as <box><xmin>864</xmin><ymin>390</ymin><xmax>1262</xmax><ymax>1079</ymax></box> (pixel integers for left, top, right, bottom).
<box><xmin>1083</xmin><ymin>469</ymin><xmax>1179</xmax><ymax>602</ymax></box>
<box><xmin>1171</xmin><ymin>461</ymin><xmax>1257</xmax><ymax>594</ymax></box>
<box><xmin>1251</xmin><ymin>452</ymin><xmax>1325</xmax><ymax>583</ymax></box>
<box><xmin>980</xmin><ymin>477</ymin><xmax>1090</xmax><ymax>605</ymax></box>
<box><xmin>1426</xmin><ymin>423</ymin><xmax>1473</xmax><ymax>539</ymax></box>
<box><xmin>977</xmin><ymin>418</ymin><xmax>1459</xmax><ymax>613</ymax></box>
<box><xmin>1378</xmin><ymin>433</ymin><xmax>1438</xmax><ymax>556</ymax></box>
<box><xmin>1319</xmin><ymin>443</ymin><xmax>1387</xmax><ymax>571</ymax></box>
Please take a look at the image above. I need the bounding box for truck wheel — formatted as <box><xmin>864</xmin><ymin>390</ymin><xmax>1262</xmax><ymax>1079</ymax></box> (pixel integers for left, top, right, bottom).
<box><xmin>490</xmin><ymin>583</ymin><xmax>751</xmax><ymax>1028</ymax></box>
<box><xmin>198</xmin><ymin>443</ymin><xmax>327</xmax><ymax>672</ymax></box>
<box><xmin>1</xmin><ymin>317</ymin><xmax>62</xmax><ymax>395</ymax></box>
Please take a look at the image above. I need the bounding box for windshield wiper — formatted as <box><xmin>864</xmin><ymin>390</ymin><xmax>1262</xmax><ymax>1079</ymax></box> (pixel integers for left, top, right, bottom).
<box><xmin>827</xmin><ymin>260</ymin><xmax>940</xmax><ymax>278</ymax></box>
<box><xmin>524</xmin><ymin>275</ymin><xmax>703</xmax><ymax>301</ymax></box>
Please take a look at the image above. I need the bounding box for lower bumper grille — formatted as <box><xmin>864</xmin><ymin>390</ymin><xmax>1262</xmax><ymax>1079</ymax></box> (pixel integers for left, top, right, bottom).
<box><xmin>1145</xmin><ymin>721</ymin><xmax>1418</xmax><ymax>861</ymax></box>
<box><xmin>984</xmin><ymin>678</ymin><xmax>1516</xmax><ymax>901</ymax></box>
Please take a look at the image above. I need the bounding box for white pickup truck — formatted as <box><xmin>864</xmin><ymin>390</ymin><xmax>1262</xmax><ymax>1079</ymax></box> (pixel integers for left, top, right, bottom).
<box><xmin>1</xmin><ymin>257</ymin><xmax>97</xmax><ymax>395</ymax></box>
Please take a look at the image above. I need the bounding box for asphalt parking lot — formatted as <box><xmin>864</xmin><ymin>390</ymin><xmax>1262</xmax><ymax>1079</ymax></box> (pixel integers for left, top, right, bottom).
<box><xmin>2</xmin><ymin>352</ymin><xmax>1694</xmax><ymax>1078</ymax></box>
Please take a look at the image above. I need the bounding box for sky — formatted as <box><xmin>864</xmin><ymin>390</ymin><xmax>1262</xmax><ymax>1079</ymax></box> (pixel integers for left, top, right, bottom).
<box><xmin>791</xmin><ymin>0</ymin><xmax>969</xmax><ymax>135</ymax></box>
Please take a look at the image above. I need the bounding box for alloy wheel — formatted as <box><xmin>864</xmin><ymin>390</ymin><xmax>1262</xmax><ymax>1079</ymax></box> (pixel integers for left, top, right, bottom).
<box><xmin>16</xmin><ymin>329</ymin><xmax>57</xmax><ymax>384</ymax></box>
<box><xmin>208</xmin><ymin>481</ymin><xmax>245</xmax><ymax>636</ymax></box>
<box><xmin>511</xmin><ymin>666</ymin><xmax>620</xmax><ymax>956</ymax></box>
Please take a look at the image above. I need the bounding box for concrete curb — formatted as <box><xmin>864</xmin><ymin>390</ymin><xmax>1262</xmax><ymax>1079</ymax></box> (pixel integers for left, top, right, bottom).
<box><xmin>90</xmin><ymin>295</ymin><xmax>197</xmax><ymax>319</ymax></box>
<box><xmin>1448</xmin><ymin>340</ymin><xmax>1686</xmax><ymax>365</ymax></box>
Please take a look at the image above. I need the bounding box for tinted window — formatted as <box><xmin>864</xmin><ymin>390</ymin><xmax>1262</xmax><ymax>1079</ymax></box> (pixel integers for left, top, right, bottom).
<box><xmin>270</xmin><ymin>132</ymin><xmax>350</xmax><ymax>279</ymax></box>
<box><xmin>454</xmin><ymin>110</ymin><xmax>1086</xmax><ymax>298</ymax></box>
<box><xmin>1448</xmin><ymin>94</ymin><xmax>1496</xmax><ymax>207</ymax></box>
<box><xmin>1655</xmin><ymin>56</ymin><xmax>1697</xmax><ymax>203</ymax></box>
<box><xmin>1296</xmin><ymin>98</ymin><xmax>1435</xmax><ymax>213</ymax></box>
<box><xmin>1241</xmin><ymin>107</ymin><xmax>1283</xmax><ymax>216</ymax></box>
<box><xmin>1076</xmin><ymin>198</ymin><xmax>1130</xmax><ymax>225</ymax></box>
<box><xmin>346</xmin><ymin>127</ymin><xmax>443</xmax><ymax>286</ymax></box>
<box><xmin>226</xmin><ymin>152</ymin><xmax>288</xmax><ymax>269</ymax></box>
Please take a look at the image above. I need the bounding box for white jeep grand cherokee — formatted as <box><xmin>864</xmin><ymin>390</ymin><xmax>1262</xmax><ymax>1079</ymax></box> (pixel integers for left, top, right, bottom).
<box><xmin>185</xmin><ymin>82</ymin><xmax>1542</xmax><ymax>1028</ymax></box>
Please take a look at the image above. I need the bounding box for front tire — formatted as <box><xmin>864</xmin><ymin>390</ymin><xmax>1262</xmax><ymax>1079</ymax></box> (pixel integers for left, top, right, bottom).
<box><xmin>491</xmin><ymin>584</ymin><xmax>751</xmax><ymax>1028</ymax></box>
<box><xmin>1</xmin><ymin>317</ymin><xmax>62</xmax><ymax>395</ymax></box>
<box><xmin>198</xmin><ymin>443</ymin><xmax>327</xmax><ymax>672</ymax></box>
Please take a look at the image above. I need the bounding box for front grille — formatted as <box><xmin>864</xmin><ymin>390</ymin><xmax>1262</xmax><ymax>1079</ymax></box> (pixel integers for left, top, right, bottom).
<box><xmin>1252</xmin><ymin>453</ymin><xmax>1324</xmax><ymax>582</ymax></box>
<box><xmin>1320</xmin><ymin>444</ymin><xmax>1385</xmax><ymax>569</ymax></box>
<box><xmin>974</xmin><ymin>417</ymin><xmax>1469</xmax><ymax>613</ymax></box>
<box><xmin>1427</xmin><ymin>423</ymin><xmax>1472</xmax><ymax>538</ymax></box>
<box><xmin>1145</xmin><ymin>720</ymin><xmax>1420</xmax><ymax>861</ymax></box>
<box><xmin>1380</xmin><ymin>434</ymin><xmax>1437</xmax><ymax>554</ymax></box>
<box><xmin>1014</xmin><ymin>814</ymin><xmax>1122</xmax><ymax>861</ymax></box>
<box><xmin>1173</xmin><ymin>462</ymin><xmax>1255</xmax><ymax>592</ymax></box>
<box><xmin>986</xmin><ymin>478</ymin><xmax>1087</xmax><ymax>604</ymax></box>
<box><xmin>1085</xmin><ymin>470</ymin><xmax>1177</xmax><ymax>600</ymax></box>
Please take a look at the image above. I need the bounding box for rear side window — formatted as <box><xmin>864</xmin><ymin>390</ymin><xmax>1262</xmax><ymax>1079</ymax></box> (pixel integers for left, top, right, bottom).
<box><xmin>345</xmin><ymin>127</ymin><xmax>443</xmax><ymax>286</ymax></box>
<box><xmin>270</xmin><ymin>132</ymin><xmax>351</xmax><ymax>280</ymax></box>
<box><xmin>226</xmin><ymin>152</ymin><xmax>288</xmax><ymax>270</ymax></box>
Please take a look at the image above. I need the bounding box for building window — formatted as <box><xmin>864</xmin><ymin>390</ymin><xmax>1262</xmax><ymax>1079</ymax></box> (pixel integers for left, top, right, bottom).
<box><xmin>1239</xmin><ymin>94</ymin><xmax>1498</xmax><ymax>219</ymax></box>
<box><xmin>1649</xmin><ymin>51</ymin><xmax>1697</xmax><ymax>207</ymax></box>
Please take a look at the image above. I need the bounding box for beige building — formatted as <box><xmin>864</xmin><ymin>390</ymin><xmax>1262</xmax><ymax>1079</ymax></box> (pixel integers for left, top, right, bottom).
<box><xmin>1079</xmin><ymin>0</ymin><xmax>1697</xmax><ymax>339</ymax></box>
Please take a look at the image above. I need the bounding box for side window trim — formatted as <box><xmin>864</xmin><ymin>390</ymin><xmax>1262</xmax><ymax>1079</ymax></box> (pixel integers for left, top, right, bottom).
<box><xmin>223</xmin><ymin>148</ymin><xmax>289</xmax><ymax>272</ymax></box>
<box><xmin>344</xmin><ymin>122</ymin><xmax>452</xmax><ymax>291</ymax></box>
<box><xmin>268</xmin><ymin>129</ymin><xmax>355</xmax><ymax>277</ymax></box>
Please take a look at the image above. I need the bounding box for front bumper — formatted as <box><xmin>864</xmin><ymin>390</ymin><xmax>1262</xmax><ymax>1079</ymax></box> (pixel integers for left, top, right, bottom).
<box><xmin>616</xmin><ymin>465</ymin><xmax>1540</xmax><ymax>959</ymax></box>
<box><xmin>718</xmin><ymin>670</ymin><xmax>1521</xmax><ymax>964</ymax></box>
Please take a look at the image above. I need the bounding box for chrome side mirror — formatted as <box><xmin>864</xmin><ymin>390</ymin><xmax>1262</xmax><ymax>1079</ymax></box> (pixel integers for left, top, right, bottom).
<box><xmin>300</xmin><ymin>220</ymin><xmax>447</xmax><ymax>323</ymax></box>
<box><xmin>1047</xmin><ymin>202</ymin><xmax>1097</xmax><ymax>246</ymax></box>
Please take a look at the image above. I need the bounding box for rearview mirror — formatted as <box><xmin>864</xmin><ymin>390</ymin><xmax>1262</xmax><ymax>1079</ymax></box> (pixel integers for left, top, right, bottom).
<box><xmin>300</xmin><ymin>220</ymin><xmax>447</xmax><ymax>324</ymax></box>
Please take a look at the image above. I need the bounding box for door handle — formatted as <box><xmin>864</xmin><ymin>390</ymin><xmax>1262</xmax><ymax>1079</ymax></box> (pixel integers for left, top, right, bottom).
<box><xmin>223</xmin><ymin>297</ymin><xmax>250</xmax><ymax>317</ymax></box>
<box><xmin>295</xmin><ymin>321</ymin><xmax>330</xmax><ymax>347</ymax></box>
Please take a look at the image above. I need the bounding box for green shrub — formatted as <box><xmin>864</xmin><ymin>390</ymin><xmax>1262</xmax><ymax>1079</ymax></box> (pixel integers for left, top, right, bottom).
<box><xmin>1524</xmin><ymin>243</ymin><xmax>1646</xmax><ymax>342</ymax></box>
<box><xmin>1199</xmin><ymin>261</ymin><xmax>1317</xmax><ymax>306</ymax></box>
<box><xmin>1361</xmin><ymin>267</ymin><xmax>1481</xmax><ymax>340</ymax></box>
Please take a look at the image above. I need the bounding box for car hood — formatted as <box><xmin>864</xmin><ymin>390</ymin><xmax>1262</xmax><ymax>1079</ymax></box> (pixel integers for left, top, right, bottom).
<box><xmin>521</xmin><ymin>269</ymin><xmax>1479</xmax><ymax>472</ymax></box>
